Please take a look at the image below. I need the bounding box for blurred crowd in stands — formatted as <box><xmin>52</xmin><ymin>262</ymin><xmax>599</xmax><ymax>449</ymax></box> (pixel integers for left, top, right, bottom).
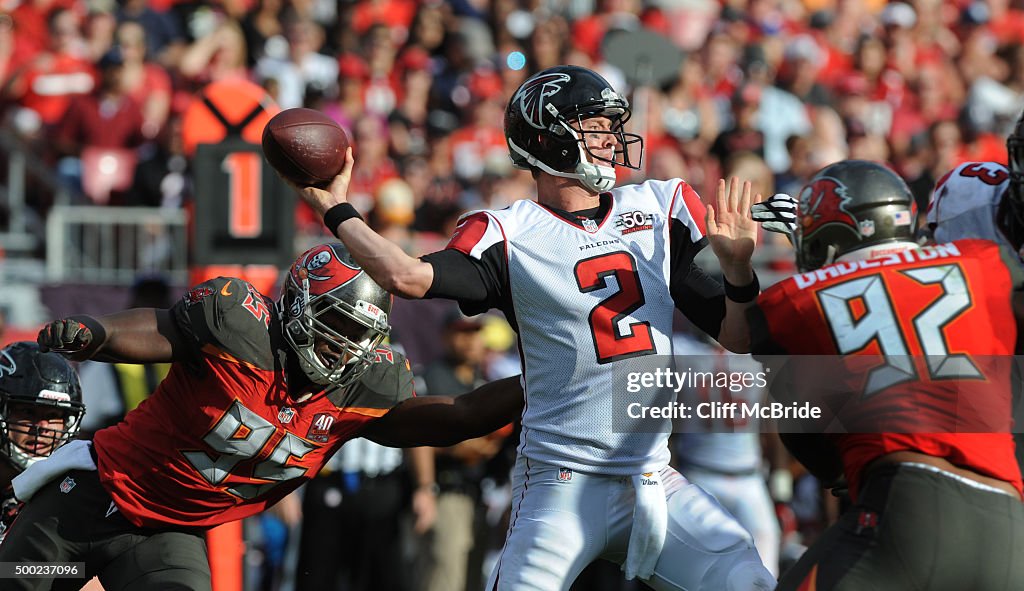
<box><xmin>1</xmin><ymin>0</ymin><xmax>1023</xmax><ymax>259</ymax></box>
<box><xmin>1</xmin><ymin>0</ymin><xmax>1024</xmax><ymax>588</ymax></box>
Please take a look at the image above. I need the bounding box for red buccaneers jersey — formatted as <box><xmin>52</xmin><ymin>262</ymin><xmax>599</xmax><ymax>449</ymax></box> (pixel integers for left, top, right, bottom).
<box><xmin>92</xmin><ymin>277</ymin><xmax>414</xmax><ymax>528</ymax></box>
<box><xmin>751</xmin><ymin>240</ymin><xmax>1024</xmax><ymax>498</ymax></box>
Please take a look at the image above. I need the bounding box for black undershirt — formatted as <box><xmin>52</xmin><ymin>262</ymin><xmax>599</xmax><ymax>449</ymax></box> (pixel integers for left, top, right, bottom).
<box><xmin>421</xmin><ymin>199</ymin><xmax>727</xmax><ymax>339</ymax></box>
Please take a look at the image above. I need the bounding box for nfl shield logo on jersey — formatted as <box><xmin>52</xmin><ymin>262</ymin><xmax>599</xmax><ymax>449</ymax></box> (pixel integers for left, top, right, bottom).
<box><xmin>59</xmin><ymin>476</ymin><xmax>76</xmax><ymax>494</ymax></box>
<box><xmin>582</xmin><ymin>219</ymin><xmax>599</xmax><ymax>233</ymax></box>
<box><xmin>278</xmin><ymin>407</ymin><xmax>296</xmax><ymax>424</ymax></box>
<box><xmin>307</xmin><ymin>413</ymin><xmax>335</xmax><ymax>443</ymax></box>
<box><xmin>557</xmin><ymin>467</ymin><xmax>573</xmax><ymax>482</ymax></box>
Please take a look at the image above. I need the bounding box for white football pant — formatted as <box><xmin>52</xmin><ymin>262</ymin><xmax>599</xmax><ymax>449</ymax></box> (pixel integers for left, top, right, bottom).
<box><xmin>486</xmin><ymin>456</ymin><xmax>776</xmax><ymax>590</ymax></box>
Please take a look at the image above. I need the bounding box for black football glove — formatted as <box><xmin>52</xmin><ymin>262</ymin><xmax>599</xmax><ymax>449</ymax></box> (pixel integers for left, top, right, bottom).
<box><xmin>37</xmin><ymin>318</ymin><xmax>94</xmax><ymax>355</ymax></box>
<box><xmin>751</xmin><ymin>193</ymin><xmax>798</xmax><ymax>241</ymax></box>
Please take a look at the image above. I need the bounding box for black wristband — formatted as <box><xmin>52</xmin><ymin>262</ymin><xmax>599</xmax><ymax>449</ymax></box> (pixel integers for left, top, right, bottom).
<box><xmin>723</xmin><ymin>271</ymin><xmax>760</xmax><ymax>303</ymax></box>
<box><xmin>324</xmin><ymin>203</ymin><xmax>363</xmax><ymax>236</ymax></box>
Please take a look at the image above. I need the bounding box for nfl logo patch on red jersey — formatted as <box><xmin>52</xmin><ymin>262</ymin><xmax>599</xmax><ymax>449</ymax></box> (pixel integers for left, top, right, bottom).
<box><xmin>557</xmin><ymin>467</ymin><xmax>572</xmax><ymax>482</ymax></box>
<box><xmin>307</xmin><ymin>413</ymin><xmax>335</xmax><ymax>443</ymax></box>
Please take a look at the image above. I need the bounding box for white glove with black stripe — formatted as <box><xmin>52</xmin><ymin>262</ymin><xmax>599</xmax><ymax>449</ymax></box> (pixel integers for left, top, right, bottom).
<box><xmin>751</xmin><ymin>193</ymin><xmax>798</xmax><ymax>241</ymax></box>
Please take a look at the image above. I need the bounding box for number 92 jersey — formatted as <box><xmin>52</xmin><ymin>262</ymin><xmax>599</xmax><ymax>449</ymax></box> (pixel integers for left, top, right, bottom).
<box><xmin>749</xmin><ymin>239</ymin><xmax>1024</xmax><ymax>499</ymax></box>
<box><xmin>92</xmin><ymin>276</ymin><xmax>414</xmax><ymax>529</ymax></box>
<box><xmin>445</xmin><ymin>179</ymin><xmax>707</xmax><ymax>475</ymax></box>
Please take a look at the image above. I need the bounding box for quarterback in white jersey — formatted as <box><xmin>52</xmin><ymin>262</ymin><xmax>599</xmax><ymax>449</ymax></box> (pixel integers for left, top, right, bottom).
<box><xmin>442</xmin><ymin>178</ymin><xmax>711</xmax><ymax>474</ymax></box>
<box><xmin>923</xmin><ymin>109</ymin><xmax>1024</xmax><ymax>253</ymax></box>
<box><xmin>294</xmin><ymin>65</ymin><xmax>775</xmax><ymax>590</ymax></box>
<box><xmin>926</xmin><ymin>161</ymin><xmax>1012</xmax><ymax>247</ymax></box>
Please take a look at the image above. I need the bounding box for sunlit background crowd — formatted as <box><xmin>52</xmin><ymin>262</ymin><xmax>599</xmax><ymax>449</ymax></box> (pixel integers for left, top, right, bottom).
<box><xmin>0</xmin><ymin>0</ymin><xmax>1022</xmax><ymax>589</ymax></box>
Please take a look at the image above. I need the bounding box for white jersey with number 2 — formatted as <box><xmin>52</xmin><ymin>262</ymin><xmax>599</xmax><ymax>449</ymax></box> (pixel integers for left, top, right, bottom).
<box><xmin>447</xmin><ymin>179</ymin><xmax>706</xmax><ymax>475</ymax></box>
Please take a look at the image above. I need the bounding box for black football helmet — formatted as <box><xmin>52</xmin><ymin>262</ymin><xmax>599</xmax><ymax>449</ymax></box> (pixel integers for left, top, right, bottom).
<box><xmin>999</xmin><ymin>109</ymin><xmax>1024</xmax><ymax>251</ymax></box>
<box><xmin>504</xmin><ymin>65</ymin><xmax>643</xmax><ymax>193</ymax></box>
<box><xmin>278</xmin><ymin>243</ymin><xmax>391</xmax><ymax>389</ymax></box>
<box><xmin>0</xmin><ymin>342</ymin><xmax>84</xmax><ymax>471</ymax></box>
<box><xmin>795</xmin><ymin>160</ymin><xmax>917</xmax><ymax>272</ymax></box>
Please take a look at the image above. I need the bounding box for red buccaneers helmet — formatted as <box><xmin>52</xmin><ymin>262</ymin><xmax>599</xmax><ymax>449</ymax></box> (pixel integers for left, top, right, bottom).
<box><xmin>795</xmin><ymin>160</ymin><xmax>917</xmax><ymax>271</ymax></box>
<box><xmin>0</xmin><ymin>342</ymin><xmax>85</xmax><ymax>471</ymax></box>
<box><xmin>504</xmin><ymin>65</ymin><xmax>643</xmax><ymax>193</ymax></box>
<box><xmin>278</xmin><ymin>243</ymin><xmax>391</xmax><ymax>389</ymax></box>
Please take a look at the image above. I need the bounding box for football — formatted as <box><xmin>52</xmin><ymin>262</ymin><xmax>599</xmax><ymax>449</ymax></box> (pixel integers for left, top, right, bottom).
<box><xmin>261</xmin><ymin>108</ymin><xmax>349</xmax><ymax>187</ymax></box>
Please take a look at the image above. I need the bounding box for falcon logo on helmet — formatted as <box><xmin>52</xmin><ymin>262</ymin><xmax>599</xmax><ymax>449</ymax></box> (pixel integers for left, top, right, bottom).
<box><xmin>515</xmin><ymin>72</ymin><xmax>571</xmax><ymax>131</ymax></box>
<box><xmin>0</xmin><ymin>350</ymin><xmax>14</xmax><ymax>378</ymax></box>
<box><xmin>799</xmin><ymin>177</ymin><xmax>859</xmax><ymax>239</ymax></box>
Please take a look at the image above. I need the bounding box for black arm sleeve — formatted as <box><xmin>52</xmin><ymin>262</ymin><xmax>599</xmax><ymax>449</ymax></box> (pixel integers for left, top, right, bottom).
<box><xmin>422</xmin><ymin>245</ymin><xmax>508</xmax><ymax>317</ymax></box>
<box><xmin>668</xmin><ymin>219</ymin><xmax>726</xmax><ymax>339</ymax></box>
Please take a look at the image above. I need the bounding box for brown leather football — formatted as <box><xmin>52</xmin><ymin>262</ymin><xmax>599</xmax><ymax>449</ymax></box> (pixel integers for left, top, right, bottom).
<box><xmin>261</xmin><ymin>108</ymin><xmax>349</xmax><ymax>187</ymax></box>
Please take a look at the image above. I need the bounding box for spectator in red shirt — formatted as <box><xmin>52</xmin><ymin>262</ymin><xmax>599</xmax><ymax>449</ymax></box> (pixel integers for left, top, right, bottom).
<box><xmin>343</xmin><ymin>115</ymin><xmax>398</xmax><ymax>216</ymax></box>
<box><xmin>700</xmin><ymin>31</ymin><xmax>743</xmax><ymax>101</ymax></box>
<box><xmin>116</xmin><ymin>21</ymin><xmax>171</xmax><ymax>140</ymax></box>
<box><xmin>387</xmin><ymin>47</ymin><xmax>433</xmax><ymax>159</ymax></box>
<box><xmin>449</xmin><ymin>67</ymin><xmax>506</xmax><ymax>184</ymax></box>
<box><xmin>571</xmin><ymin>0</ymin><xmax>641</xmax><ymax>61</ymax></box>
<box><xmin>951</xmin><ymin>105</ymin><xmax>1008</xmax><ymax>165</ymax></box>
<box><xmin>323</xmin><ymin>53</ymin><xmax>369</xmax><ymax>135</ymax></box>
<box><xmin>352</xmin><ymin>0</ymin><xmax>417</xmax><ymax>37</ymax></box>
<box><xmin>54</xmin><ymin>48</ymin><xmax>145</xmax><ymax>204</ymax></box>
<box><xmin>9</xmin><ymin>8</ymin><xmax>95</xmax><ymax>130</ymax></box>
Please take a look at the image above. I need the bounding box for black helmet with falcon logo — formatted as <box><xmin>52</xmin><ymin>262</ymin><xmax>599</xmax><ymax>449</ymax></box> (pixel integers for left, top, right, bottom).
<box><xmin>796</xmin><ymin>160</ymin><xmax>917</xmax><ymax>272</ymax></box>
<box><xmin>503</xmin><ymin>65</ymin><xmax>643</xmax><ymax>193</ymax></box>
<box><xmin>0</xmin><ymin>342</ymin><xmax>84</xmax><ymax>471</ymax></box>
<box><xmin>278</xmin><ymin>243</ymin><xmax>391</xmax><ymax>388</ymax></box>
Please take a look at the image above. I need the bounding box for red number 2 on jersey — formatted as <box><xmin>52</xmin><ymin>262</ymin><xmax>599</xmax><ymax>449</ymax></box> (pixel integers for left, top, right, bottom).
<box><xmin>575</xmin><ymin>252</ymin><xmax>656</xmax><ymax>364</ymax></box>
